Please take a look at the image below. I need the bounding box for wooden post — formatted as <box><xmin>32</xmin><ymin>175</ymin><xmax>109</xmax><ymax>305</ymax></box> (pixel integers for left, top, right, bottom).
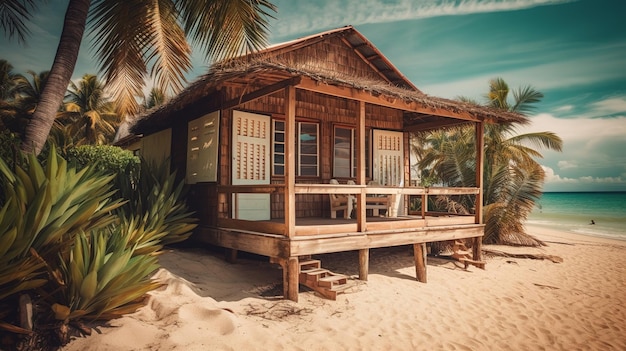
<box><xmin>356</xmin><ymin>101</ymin><xmax>367</xmax><ymax>232</ymax></box>
<box><xmin>225</xmin><ymin>248</ymin><xmax>237</xmax><ymax>263</ymax></box>
<box><xmin>473</xmin><ymin>121</ymin><xmax>486</xmax><ymax>270</ymax></box>
<box><xmin>358</xmin><ymin>249</ymin><xmax>369</xmax><ymax>281</ymax></box>
<box><xmin>472</xmin><ymin>237</ymin><xmax>485</xmax><ymax>269</ymax></box>
<box><xmin>284</xmin><ymin>257</ymin><xmax>299</xmax><ymax>302</ymax></box>
<box><xmin>413</xmin><ymin>243</ymin><xmax>427</xmax><ymax>283</ymax></box>
<box><xmin>284</xmin><ymin>86</ymin><xmax>297</xmax><ymax>237</ymax></box>
<box><xmin>475</xmin><ymin>121</ymin><xmax>485</xmax><ymax>225</ymax></box>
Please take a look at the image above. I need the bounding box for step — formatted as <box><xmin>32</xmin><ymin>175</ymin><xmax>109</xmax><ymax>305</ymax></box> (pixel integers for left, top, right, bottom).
<box><xmin>330</xmin><ymin>283</ymin><xmax>353</xmax><ymax>293</ymax></box>
<box><xmin>300</xmin><ymin>268</ymin><xmax>329</xmax><ymax>275</ymax></box>
<box><xmin>299</xmin><ymin>259</ymin><xmax>321</xmax><ymax>270</ymax></box>
<box><xmin>299</xmin><ymin>268</ymin><xmax>330</xmax><ymax>284</ymax></box>
<box><xmin>453</xmin><ymin>249</ymin><xmax>471</xmax><ymax>256</ymax></box>
<box><xmin>318</xmin><ymin>274</ymin><xmax>348</xmax><ymax>288</ymax></box>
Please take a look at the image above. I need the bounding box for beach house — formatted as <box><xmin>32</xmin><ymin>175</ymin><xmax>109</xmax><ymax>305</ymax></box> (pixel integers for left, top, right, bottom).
<box><xmin>116</xmin><ymin>26</ymin><xmax>525</xmax><ymax>301</ymax></box>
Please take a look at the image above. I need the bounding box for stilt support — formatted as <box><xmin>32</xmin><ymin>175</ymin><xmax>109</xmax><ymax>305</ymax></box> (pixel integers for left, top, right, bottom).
<box><xmin>225</xmin><ymin>248</ymin><xmax>237</xmax><ymax>263</ymax></box>
<box><xmin>285</xmin><ymin>257</ymin><xmax>299</xmax><ymax>302</ymax></box>
<box><xmin>472</xmin><ymin>237</ymin><xmax>485</xmax><ymax>269</ymax></box>
<box><xmin>414</xmin><ymin>243</ymin><xmax>427</xmax><ymax>283</ymax></box>
<box><xmin>358</xmin><ymin>249</ymin><xmax>369</xmax><ymax>281</ymax></box>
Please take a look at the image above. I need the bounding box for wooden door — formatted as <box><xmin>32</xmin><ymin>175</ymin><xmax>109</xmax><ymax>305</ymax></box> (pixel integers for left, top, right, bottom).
<box><xmin>231</xmin><ymin>110</ymin><xmax>271</xmax><ymax>220</ymax></box>
<box><xmin>372</xmin><ymin>129</ymin><xmax>404</xmax><ymax>216</ymax></box>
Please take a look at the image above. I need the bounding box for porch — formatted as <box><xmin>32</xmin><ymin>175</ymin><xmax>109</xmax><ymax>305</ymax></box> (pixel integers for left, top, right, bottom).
<box><xmin>192</xmin><ymin>183</ymin><xmax>485</xmax><ymax>301</ymax></box>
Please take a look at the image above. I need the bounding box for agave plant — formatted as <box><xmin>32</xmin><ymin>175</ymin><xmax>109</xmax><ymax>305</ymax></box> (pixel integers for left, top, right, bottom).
<box><xmin>114</xmin><ymin>158</ymin><xmax>197</xmax><ymax>248</ymax></box>
<box><xmin>52</xmin><ymin>226</ymin><xmax>161</xmax><ymax>322</ymax></box>
<box><xmin>0</xmin><ymin>145</ymin><xmax>124</xmax><ymax>337</ymax></box>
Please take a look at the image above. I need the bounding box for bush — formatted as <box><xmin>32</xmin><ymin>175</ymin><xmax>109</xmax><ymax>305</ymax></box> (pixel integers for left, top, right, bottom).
<box><xmin>66</xmin><ymin>145</ymin><xmax>140</xmax><ymax>177</ymax></box>
<box><xmin>0</xmin><ymin>143</ymin><xmax>197</xmax><ymax>348</ymax></box>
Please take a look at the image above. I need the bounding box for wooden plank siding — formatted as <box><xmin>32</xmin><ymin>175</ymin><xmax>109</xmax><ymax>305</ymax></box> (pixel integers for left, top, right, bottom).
<box><xmin>185</xmin><ymin>84</ymin><xmax>408</xmax><ymax>223</ymax></box>
<box><xmin>123</xmin><ymin>26</ymin><xmax>507</xmax><ymax>302</ymax></box>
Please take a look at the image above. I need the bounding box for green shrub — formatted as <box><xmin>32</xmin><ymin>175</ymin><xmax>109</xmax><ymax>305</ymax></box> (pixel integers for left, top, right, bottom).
<box><xmin>0</xmin><ymin>145</ymin><xmax>122</xmax><ymax>302</ymax></box>
<box><xmin>66</xmin><ymin>145</ymin><xmax>140</xmax><ymax>177</ymax></box>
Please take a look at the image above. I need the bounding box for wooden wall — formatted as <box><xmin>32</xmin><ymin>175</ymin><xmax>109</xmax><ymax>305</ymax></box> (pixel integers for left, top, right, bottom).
<box><xmin>180</xmin><ymin>84</ymin><xmax>406</xmax><ymax>224</ymax></box>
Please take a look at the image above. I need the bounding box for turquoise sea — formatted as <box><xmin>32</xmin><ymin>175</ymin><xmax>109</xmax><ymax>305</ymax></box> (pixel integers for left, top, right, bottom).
<box><xmin>528</xmin><ymin>192</ymin><xmax>626</xmax><ymax>241</ymax></box>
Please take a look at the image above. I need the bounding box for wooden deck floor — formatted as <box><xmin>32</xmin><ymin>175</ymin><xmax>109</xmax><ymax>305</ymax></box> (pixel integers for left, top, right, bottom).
<box><xmin>198</xmin><ymin>214</ymin><xmax>481</xmax><ymax>257</ymax></box>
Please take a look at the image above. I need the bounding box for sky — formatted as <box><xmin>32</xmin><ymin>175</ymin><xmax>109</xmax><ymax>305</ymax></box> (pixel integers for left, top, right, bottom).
<box><xmin>2</xmin><ymin>0</ymin><xmax>625</xmax><ymax>192</ymax></box>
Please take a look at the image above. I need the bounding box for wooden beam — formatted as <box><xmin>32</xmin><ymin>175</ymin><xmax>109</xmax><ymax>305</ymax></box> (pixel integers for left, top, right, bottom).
<box><xmin>285</xmin><ymin>85</ymin><xmax>297</xmax><ymax>237</ymax></box>
<box><xmin>194</xmin><ymin>227</ymin><xmax>288</xmax><ymax>257</ymax></box>
<box><xmin>403</xmin><ymin>118</ymin><xmax>472</xmax><ymax>133</ymax></box>
<box><xmin>290</xmin><ymin>226</ymin><xmax>484</xmax><ymax>256</ymax></box>
<box><xmin>475</xmin><ymin>122</ymin><xmax>485</xmax><ymax>225</ymax></box>
<box><xmin>225</xmin><ymin>248</ymin><xmax>237</xmax><ymax>263</ymax></box>
<box><xmin>286</xmin><ymin>257</ymin><xmax>299</xmax><ymax>302</ymax></box>
<box><xmin>222</xmin><ymin>76</ymin><xmax>301</xmax><ymax>110</ymax></box>
<box><xmin>413</xmin><ymin>243</ymin><xmax>427</xmax><ymax>283</ymax></box>
<box><xmin>358</xmin><ymin>249</ymin><xmax>369</xmax><ymax>281</ymax></box>
<box><xmin>472</xmin><ymin>237</ymin><xmax>485</xmax><ymax>269</ymax></box>
<box><xmin>341</xmin><ymin>37</ymin><xmax>393</xmax><ymax>86</ymax></box>
<box><xmin>296</xmin><ymin>76</ymin><xmax>480</xmax><ymax>122</ymax></box>
<box><xmin>356</xmin><ymin>101</ymin><xmax>367</xmax><ymax>232</ymax></box>
<box><xmin>217</xmin><ymin>218</ymin><xmax>285</xmax><ymax>235</ymax></box>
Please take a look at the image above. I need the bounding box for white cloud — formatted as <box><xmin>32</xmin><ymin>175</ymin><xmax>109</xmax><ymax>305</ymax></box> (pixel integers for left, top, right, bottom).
<box><xmin>554</xmin><ymin>105</ymin><xmax>574</xmax><ymax>112</ymax></box>
<box><xmin>542</xmin><ymin>166</ymin><xmax>577</xmax><ymax>184</ymax></box>
<box><xmin>579</xmin><ymin>176</ymin><xmax>625</xmax><ymax>184</ymax></box>
<box><xmin>272</xmin><ymin>0</ymin><xmax>574</xmax><ymax>38</ymax></box>
<box><xmin>557</xmin><ymin>160</ymin><xmax>578</xmax><ymax>170</ymax></box>
<box><xmin>588</xmin><ymin>97</ymin><xmax>626</xmax><ymax>116</ymax></box>
<box><xmin>520</xmin><ymin>112</ymin><xmax>626</xmax><ymax>143</ymax></box>
<box><xmin>420</xmin><ymin>50</ymin><xmax>626</xmax><ymax>101</ymax></box>
<box><xmin>542</xmin><ymin>166</ymin><xmax>626</xmax><ymax>188</ymax></box>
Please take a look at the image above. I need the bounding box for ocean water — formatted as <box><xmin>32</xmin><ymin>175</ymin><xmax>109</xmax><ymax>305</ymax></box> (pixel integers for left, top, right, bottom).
<box><xmin>527</xmin><ymin>192</ymin><xmax>626</xmax><ymax>241</ymax></box>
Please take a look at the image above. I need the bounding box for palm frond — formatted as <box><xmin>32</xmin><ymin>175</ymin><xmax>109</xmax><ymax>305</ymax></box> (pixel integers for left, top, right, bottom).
<box><xmin>0</xmin><ymin>0</ymin><xmax>37</xmax><ymax>44</ymax></box>
<box><xmin>179</xmin><ymin>0</ymin><xmax>276</xmax><ymax>61</ymax></box>
<box><xmin>90</xmin><ymin>0</ymin><xmax>149</xmax><ymax>117</ymax></box>
<box><xmin>144</xmin><ymin>0</ymin><xmax>191</xmax><ymax>95</ymax></box>
<box><xmin>511</xmin><ymin>85</ymin><xmax>544</xmax><ymax>115</ymax></box>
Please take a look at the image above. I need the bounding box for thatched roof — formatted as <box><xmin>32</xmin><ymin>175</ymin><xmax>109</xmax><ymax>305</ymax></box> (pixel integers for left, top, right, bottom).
<box><xmin>126</xmin><ymin>26</ymin><xmax>527</xmax><ymax>137</ymax></box>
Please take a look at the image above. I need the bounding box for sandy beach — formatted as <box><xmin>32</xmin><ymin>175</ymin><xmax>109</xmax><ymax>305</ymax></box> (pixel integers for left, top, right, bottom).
<box><xmin>61</xmin><ymin>224</ymin><xmax>626</xmax><ymax>351</ymax></box>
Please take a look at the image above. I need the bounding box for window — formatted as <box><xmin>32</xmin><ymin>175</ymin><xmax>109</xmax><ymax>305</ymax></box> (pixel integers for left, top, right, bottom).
<box><xmin>273</xmin><ymin>120</ymin><xmax>320</xmax><ymax>177</ymax></box>
<box><xmin>333</xmin><ymin>126</ymin><xmax>355</xmax><ymax>178</ymax></box>
<box><xmin>272</xmin><ymin>120</ymin><xmax>285</xmax><ymax>175</ymax></box>
<box><xmin>298</xmin><ymin>122</ymin><xmax>319</xmax><ymax>176</ymax></box>
<box><xmin>333</xmin><ymin>126</ymin><xmax>371</xmax><ymax>178</ymax></box>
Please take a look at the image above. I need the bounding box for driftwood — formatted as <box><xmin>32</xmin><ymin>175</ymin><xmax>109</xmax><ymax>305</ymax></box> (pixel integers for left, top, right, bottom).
<box><xmin>483</xmin><ymin>249</ymin><xmax>563</xmax><ymax>263</ymax></box>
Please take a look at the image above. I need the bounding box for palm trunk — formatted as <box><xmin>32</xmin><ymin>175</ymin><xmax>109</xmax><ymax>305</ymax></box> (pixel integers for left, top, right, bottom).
<box><xmin>20</xmin><ymin>0</ymin><xmax>91</xmax><ymax>155</ymax></box>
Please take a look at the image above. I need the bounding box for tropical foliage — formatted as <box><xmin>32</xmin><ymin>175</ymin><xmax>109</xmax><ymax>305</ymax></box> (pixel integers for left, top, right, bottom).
<box><xmin>57</xmin><ymin>74</ymin><xmax>118</xmax><ymax>145</ymax></box>
<box><xmin>0</xmin><ymin>59</ymin><xmax>48</xmax><ymax>137</ymax></box>
<box><xmin>0</xmin><ymin>144</ymin><xmax>197</xmax><ymax>348</ymax></box>
<box><xmin>412</xmin><ymin>78</ymin><xmax>562</xmax><ymax>246</ymax></box>
<box><xmin>2</xmin><ymin>0</ymin><xmax>277</xmax><ymax>155</ymax></box>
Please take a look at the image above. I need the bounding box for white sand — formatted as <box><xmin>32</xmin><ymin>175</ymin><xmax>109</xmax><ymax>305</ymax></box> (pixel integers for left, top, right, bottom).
<box><xmin>62</xmin><ymin>225</ymin><xmax>626</xmax><ymax>351</ymax></box>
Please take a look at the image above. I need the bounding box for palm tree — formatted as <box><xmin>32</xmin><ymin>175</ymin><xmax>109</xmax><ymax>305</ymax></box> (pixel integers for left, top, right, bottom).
<box><xmin>2</xmin><ymin>0</ymin><xmax>276</xmax><ymax>155</ymax></box>
<box><xmin>413</xmin><ymin>78</ymin><xmax>562</xmax><ymax>246</ymax></box>
<box><xmin>142</xmin><ymin>87</ymin><xmax>168</xmax><ymax>110</ymax></box>
<box><xmin>57</xmin><ymin>73</ymin><xmax>118</xmax><ymax>145</ymax></box>
<box><xmin>0</xmin><ymin>61</ymin><xmax>48</xmax><ymax>136</ymax></box>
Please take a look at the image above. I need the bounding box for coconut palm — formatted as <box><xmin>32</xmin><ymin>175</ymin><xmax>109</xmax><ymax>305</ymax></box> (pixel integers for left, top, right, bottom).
<box><xmin>2</xmin><ymin>0</ymin><xmax>276</xmax><ymax>155</ymax></box>
<box><xmin>0</xmin><ymin>62</ymin><xmax>48</xmax><ymax>136</ymax></box>
<box><xmin>142</xmin><ymin>87</ymin><xmax>168</xmax><ymax>110</ymax></box>
<box><xmin>413</xmin><ymin>78</ymin><xmax>562</xmax><ymax>246</ymax></box>
<box><xmin>57</xmin><ymin>74</ymin><xmax>118</xmax><ymax>145</ymax></box>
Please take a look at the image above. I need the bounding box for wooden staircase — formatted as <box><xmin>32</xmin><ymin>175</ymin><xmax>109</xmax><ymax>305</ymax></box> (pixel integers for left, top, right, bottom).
<box><xmin>298</xmin><ymin>259</ymin><xmax>352</xmax><ymax>300</ymax></box>
<box><xmin>451</xmin><ymin>241</ymin><xmax>486</xmax><ymax>269</ymax></box>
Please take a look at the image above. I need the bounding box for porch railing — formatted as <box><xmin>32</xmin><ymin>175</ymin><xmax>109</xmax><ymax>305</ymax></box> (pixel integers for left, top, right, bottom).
<box><xmin>215</xmin><ymin>183</ymin><xmax>481</xmax><ymax>236</ymax></box>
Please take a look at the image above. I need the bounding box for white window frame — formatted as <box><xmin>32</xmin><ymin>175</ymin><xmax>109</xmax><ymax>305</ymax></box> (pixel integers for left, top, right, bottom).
<box><xmin>272</xmin><ymin>120</ymin><xmax>285</xmax><ymax>176</ymax></box>
<box><xmin>272</xmin><ymin>120</ymin><xmax>320</xmax><ymax>177</ymax></box>
<box><xmin>333</xmin><ymin>126</ymin><xmax>355</xmax><ymax>178</ymax></box>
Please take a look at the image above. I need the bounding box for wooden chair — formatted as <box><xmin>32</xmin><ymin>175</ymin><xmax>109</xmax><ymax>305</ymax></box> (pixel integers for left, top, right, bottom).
<box><xmin>329</xmin><ymin>179</ymin><xmax>354</xmax><ymax>219</ymax></box>
<box><xmin>366</xmin><ymin>181</ymin><xmax>390</xmax><ymax>217</ymax></box>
